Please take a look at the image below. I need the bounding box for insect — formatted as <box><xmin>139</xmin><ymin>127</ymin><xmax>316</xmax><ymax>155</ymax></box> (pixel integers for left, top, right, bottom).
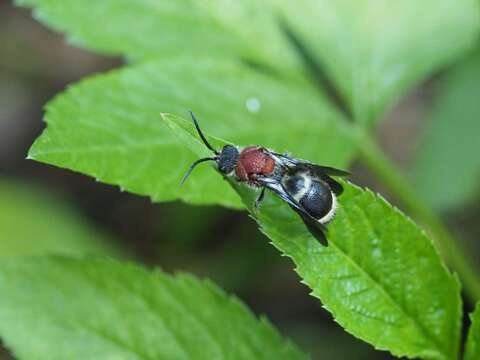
<box><xmin>181</xmin><ymin>111</ymin><xmax>350</xmax><ymax>244</ymax></box>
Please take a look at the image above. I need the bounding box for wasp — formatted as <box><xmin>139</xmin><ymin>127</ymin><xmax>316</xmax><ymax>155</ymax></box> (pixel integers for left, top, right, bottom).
<box><xmin>181</xmin><ymin>112</ymin><xmax>350</xmax><ymax>244</ymax></box>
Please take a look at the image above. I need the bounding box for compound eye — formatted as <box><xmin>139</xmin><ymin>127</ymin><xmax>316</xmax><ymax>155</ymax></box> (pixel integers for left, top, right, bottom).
<box><xmin>217</xmin><ymin>145</ymin><xmax>239</xmax><ymax>174</ymax></box>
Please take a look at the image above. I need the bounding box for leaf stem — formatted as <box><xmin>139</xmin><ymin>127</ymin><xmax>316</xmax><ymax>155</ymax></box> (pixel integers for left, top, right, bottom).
<box><xmin>354</xmin><ymin>125</ymin><xmax>480</xmax><ymax>304</ymax></box>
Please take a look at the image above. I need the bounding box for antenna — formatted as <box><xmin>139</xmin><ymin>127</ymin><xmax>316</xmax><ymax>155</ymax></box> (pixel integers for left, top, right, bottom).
<box><xmin>189</xmin><ymin>111</ymin><xmax>219</xmax><ymax>155</ymax></box>
<box><xmin>180</xmin><ymin>157</ymin><xmax>216</xmax><ymax>186</ymax></box>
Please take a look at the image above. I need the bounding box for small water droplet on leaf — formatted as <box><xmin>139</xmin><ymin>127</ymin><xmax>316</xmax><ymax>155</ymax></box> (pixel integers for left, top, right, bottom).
<box><xmin>246</xmin><ymin>97</ymin><xmax>261</xmax><ymax>113</ymax></box>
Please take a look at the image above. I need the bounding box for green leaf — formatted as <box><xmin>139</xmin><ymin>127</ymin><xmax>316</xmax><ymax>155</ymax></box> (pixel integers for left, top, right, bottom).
<box><xmin>15</xmin><ymin>0</ymin><xmax>295</xmax><ymax>66</ymax></box>
<box><xmin>465</xmin><ymin>302</ymin><xmax>480</xmax><ymax>360</ymax></box>
<box><xmin>277</xmin><ymin>0</ymin><xmax>480</xmax><ymax>126</ymax></box>
<box><xmin>257</xmin><ymin>185</ymin><xmax>462</xmax><ymax>360</ymax></box>
<box><xmin>0</xmin><ymin>257</ymin><xmax>305</xmax><ymax>360</ymax></box>
<box><xmin>17</xmin><ymin>0</ymin><xmax>480</xmax><ymax>129</ymax></box>
<box><xmin>411</xmin><ymin>48</ymin><xmax>480</xmax><ymax>211</ymax></box>
<box><xmin>164</xmin><ymin>113</ymin><xmax>462</xmax><ymax>360</ymax></box>
<box><xmin>0</xmin><ymin>179</ymin><xmax>117</xmax><ymax>257</ymax></box>
<box><xmin>29</xmin><ymin>57</ymin><xmax>355</xmax><ymax>209</ymax></box>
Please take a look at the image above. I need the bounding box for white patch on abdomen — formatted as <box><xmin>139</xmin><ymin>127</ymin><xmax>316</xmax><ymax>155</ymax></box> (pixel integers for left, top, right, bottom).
<box><xmin>318</xmin><ymin>192</ymin><xmax>337</xmax><ymax>225</ymax></box>
<box><xmin>285</xmin><ymin>172</ymin><xmax>311</xmax><ymax>202</ymax></box>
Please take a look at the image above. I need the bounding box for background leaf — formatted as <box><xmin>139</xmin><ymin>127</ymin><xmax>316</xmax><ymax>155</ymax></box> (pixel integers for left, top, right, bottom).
<box><xmin>0</xmin><ymin>178</ymin><xmax>117</xmax><ymax>257</ymax></box>
<box><xmin>464</xmin><ymin>302</ymin><xmax>480</xmax><ymax>360</ymax></box>
<box><xmin>164</xmin><ymin>113</ymin><xmax>462</xmax><ymax>360</ymax></box>
<box><xmin>0</xmin><ymin>257</ymin><xmax>305</xmax><ymax>360</ymax></box>
<box><xmin>277</xmin><ymin>0</ymin><xmax>480</xmax><ymax>126</ymax></box>
<box><xmin>16</xmin><ymin>0</ymin><xmax>296</xmax><ymax>67</ymax></box>
<box><xmin>29</xmin><ymin>57</ymin><xmax>355</xmax><ymax>209</ymax></box>
<box><xmin>19</xmin><ymin>0</ymin><xmax>479</xmax><ymax>129</ymax></box>
<box><xmin>411</xmin><ymin>48</ymin><xmax>480</xmax><ymax>212</ymax></box>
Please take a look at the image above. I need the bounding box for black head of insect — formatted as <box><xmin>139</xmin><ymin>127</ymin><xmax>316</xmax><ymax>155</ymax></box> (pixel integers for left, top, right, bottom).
<box><xmin>180</xmin><ymin>111</ymin><xmax>240</xmax><ymax>185</ymax></box>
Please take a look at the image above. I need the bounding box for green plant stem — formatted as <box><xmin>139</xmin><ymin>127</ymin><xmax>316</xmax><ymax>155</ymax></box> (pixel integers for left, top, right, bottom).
<box><xmin>353</xmin><ymin>125</ymin><xmax>480</xmax><ymax>304</ymax></box>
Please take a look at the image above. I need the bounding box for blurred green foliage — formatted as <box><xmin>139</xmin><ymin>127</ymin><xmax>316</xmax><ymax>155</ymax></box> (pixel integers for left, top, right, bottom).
<box><xmin>412</xmin><ymin>48</ymin><xmax>480</xmax><ymax>212</ymax></box>
<box><xmin>275</xmin><ymin>0</ymin><xmax>480</xmax><ymax>126</ymax></box>
<box><xmin>16</xmin><ymin>0</ymin><xmax>480</xmax><ymax>127</ymax></box>
<box><xmin>0</xmin><ymin>257</ymin><xmax>305</xmax><ymax>359</ymax></box>
<box><xmin>0</xmin><ymin>179</ymin><xmax>117</xmax><ymax>257</ymax></box>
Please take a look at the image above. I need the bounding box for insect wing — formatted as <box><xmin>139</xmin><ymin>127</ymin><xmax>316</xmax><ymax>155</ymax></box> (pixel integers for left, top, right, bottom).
<box><xmin>295</xmin><ymin>162</ymin><xmax>350</xmax><ymax>178</ymax></box>
<box><xmin>320</xmin><ymin>175</ymin><xmax>344</xmax><ymax>196</ymax></box>
<box><xmin>270</xmin><ymin>152</ymin><xmax>350</xmax><ymax>177</ymax></box>
<box><xmin>295</xmin><ymin>208</ymin><xmax>328</xmax><ymax>246</ymax></box>
<box><xmin>269</xmin><ymin>152</ymin><xmax>346</xmax><ymax>195</ymax></box>
<box><xmin>255</xmin><ymin>177</ymin><xmax>328</xmax><ymax>246</ymax></box>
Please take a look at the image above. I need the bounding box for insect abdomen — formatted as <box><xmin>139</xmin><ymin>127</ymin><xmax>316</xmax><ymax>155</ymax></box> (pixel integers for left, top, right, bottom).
<box><xmin>283</xmin><ymin>173</ymin><xmax>336</xmax><ymax>224</ymax></box>
<box><xmin>299</xmin><ymin>180</ymin><xmax>333</xmax><ymax>220</ymax></box>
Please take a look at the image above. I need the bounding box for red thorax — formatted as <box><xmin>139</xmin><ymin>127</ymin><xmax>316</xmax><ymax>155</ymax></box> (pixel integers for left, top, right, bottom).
<box><xmin>235</xmin><ymin>146</ymin><xmax>276</xmax><ymax>182</ymax></box>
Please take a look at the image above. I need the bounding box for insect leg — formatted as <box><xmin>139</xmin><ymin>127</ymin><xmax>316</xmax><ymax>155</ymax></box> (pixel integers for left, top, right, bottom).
<box><xmin>254</xmin><ymin>187</ymin><xmax>266</xmax><ymax>210</ymax></box>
